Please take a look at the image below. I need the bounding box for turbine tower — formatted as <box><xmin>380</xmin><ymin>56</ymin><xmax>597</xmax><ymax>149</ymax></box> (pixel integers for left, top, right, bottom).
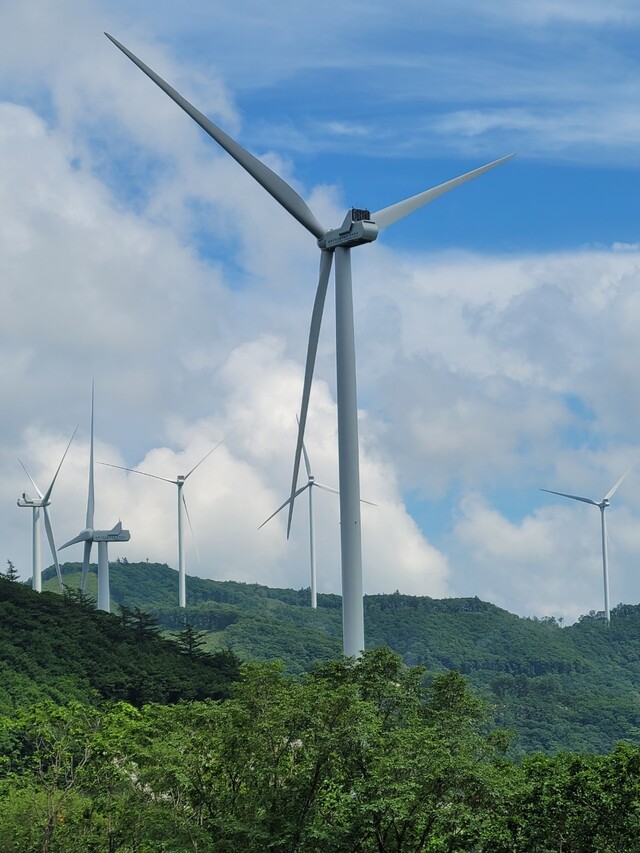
<box><xmin>17</xmin><ymin>428</ymin><xmax>77</xmax><ymax>592</ymax></box>
<box><xmin>99</xmin><ymin>439</ymin><xmax>225</xmax><ymax>607</ymax></box>
<box><xmin>59</xmin><ymin>386</ymin><xmax>130</xmax><ymax>612</ymax></box>
<box><xmin>541</xmin><ymin>465</ymin><xmax>635</xmax><ymax>623</ymax></box>
<box><xmin>108</xmin><ymin>33</ymin><xmax>514</xmax><ymax>656</ymax></box>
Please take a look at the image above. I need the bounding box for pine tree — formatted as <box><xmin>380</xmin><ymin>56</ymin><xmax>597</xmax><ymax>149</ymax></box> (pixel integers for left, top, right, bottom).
<box><xmin>174</xmin><ymin>623</ymin><xmax>208</xmax><ymax>659</ymax></box>
<box><xmin>3</xmin><ymin>560</ymin><xmax>19</xmax><ymax>582</ymax></box>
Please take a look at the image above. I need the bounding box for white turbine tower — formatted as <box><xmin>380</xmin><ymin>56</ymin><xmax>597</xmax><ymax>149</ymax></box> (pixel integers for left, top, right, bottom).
<box><xmin>108</xmin><ymin>33</ymin><xmax>514</xmax><ymax>656</ymax></box>
<box><xmin>59</xmin><ymin>387</ymin><xmax>130</xmax><ymax>612</ymax></box>
<box><xmin>541</xmin><ymin>465</ymin><xmax>635</xmax><ymax>624</ymax></box>
<box><xmin>99</xmin><ymin>439</ymin><xmax>225</xmax><ymax>608</ymax></box>
<box><xmin>17</xmin><ymin>428</ymin><xmax>77</xmax><ymax>592</ymax></box>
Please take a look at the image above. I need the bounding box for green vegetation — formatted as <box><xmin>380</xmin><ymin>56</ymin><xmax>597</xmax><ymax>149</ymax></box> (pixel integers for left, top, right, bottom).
<box><xmin>42</xmin><ymin>561</ymin><xmax>640</xmax><ymax>754</ymax></box>
<box><xmin>2</xmin><ymin>646</ymin><xmax>640</xmax><ymax>851</ymax></box>
<box><xmin>0</xmin><ymin>576</ymin><xmax>240</xmax><ymax>713</ymax></box>
<box><xmin>5</xmin><ymin>571</ymin><xmax>640</xmax><ymax>849</ymax></box>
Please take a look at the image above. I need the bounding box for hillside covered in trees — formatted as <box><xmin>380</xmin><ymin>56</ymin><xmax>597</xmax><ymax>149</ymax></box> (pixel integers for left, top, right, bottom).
<box><xmin>39</xmin><ymin>560</ymin><xmax>640</xmax><ymax>756</ymax></box>
<box><xmin>0</xmin><ymin>576</ymin><xmax>240</xmax><ymax>713</ymax></box>
<box><xmin>2</xmin><ymin>636</ymin><xmax>640</xmax><ymax>851</ymax></box>
<box><xmin>4</xmin><ymin>570</ymin><xmax>640</xmax><ymax>849</ymax></box>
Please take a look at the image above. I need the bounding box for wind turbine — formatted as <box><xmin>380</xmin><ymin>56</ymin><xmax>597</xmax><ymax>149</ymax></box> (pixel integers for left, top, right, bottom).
<box><xmin>59</xmin><ymin>387</ymin><xmax>130</xmax><ymax>612</ymax></box>
<box><xmin>540</xmin><ymin>465</ymin><xmax>635</xmax><ymax>624</ymax></box>
<box><xmin>17</xmin><ymin>428</ymin><xmax>77</xmax><ymax>592</ymax></box>
<box><xmin>260</xmin><ymin>435</ymin><xmax>339</xmax><ymax>609</ymax></box>
<box><xmin>107</xmin><ymin>33</ymin><xmax>514</xmax><ymax>656</ymax></box>
<box><xmin>99</xmin><ymin>438</ymin><xmax>225</xmax><ymax>607</ymax></box>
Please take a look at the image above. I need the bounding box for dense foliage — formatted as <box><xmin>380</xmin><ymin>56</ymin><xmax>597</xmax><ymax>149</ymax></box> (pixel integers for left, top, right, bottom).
<box><xmin>2</xmin><ymin>647</ymin><xmax>640</xmax><ymax>851</ymax></box>
<box><xmin>5</xmin><ymin>572</ymin><xmax>640</xmax><ymax>849</ymax></box>
<box><xmin>42</xmin><ymin>561</ymin><xmax>640</xmax><ymax>755</ymax></box>
<box><xmin>0</xmin><ymin>577</ymin><xmax>240</xmax><ymax>712</ymax></box>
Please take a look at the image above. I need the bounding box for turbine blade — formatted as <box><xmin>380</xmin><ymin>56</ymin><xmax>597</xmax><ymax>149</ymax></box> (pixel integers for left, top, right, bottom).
<box><xmin>258</xmin><ymin>484</ymin><xmax>309</xmax><ymax>531</ymax></box>
<box><xmin>42</xmin><ymin>507</ymin><xmax>63</xmax><ymax>590</ymax></box>
<box><xmin>313</xmin><ymin>482</ymin><xmax>376</xmax><ymax>505</ymax></box>
<box><xmin>604</xmin><ymin>463</ymin><xmax>636</xmax><ymax>502</ymax></box>
<box><xmin>18</xmin><ymin>460</ymin><xmax>43</xmax><ymax>500</ymax></box>
<box><xmin>312</xmin><ymin>482</ymin><xmax>340</xmax><ymax>497</ymax></box>
<box><xmin>184</xmin><ymin>436</ymin><xmax>226</xmax><ymax>480</ymax></box>
<box><xmin>286</xmin><ymin>249</ymin><xmax>333</xmax><ymax>537</ymax></box>
<box><xmin>99</xmin><ymin>462</ymin><xmax>177</xmax><ymax>484</ymax></box>
<box><xmin>302</xmin><ymin>439</ymin><xmax>312</xmax><ymax>480</ymax></box>
<box><xmin>59</xmin><ymin>529</ymin><xmax>92</xmax><ymax>549</ymax></box>
<box><xmin>87</xmin><ymin>383</ymin><xmax>95</xmax><ymax>529</ymax></box>
<box><xmin>81</xmin><ymin>539</ymin><xmax>92</xmax><ymax>592</ymax></box>
<box><xmin>182</xmin><ymin>494</ymin><xmax>201</xmax><ymax>565</ymax></box>
<box><xmin>106</xmin><ymin>34</ymin><xmax>326</xmax><ymax>240</ymax></box>
<box><xmin>295</xmin><ymin>415</ymin><xmax>312</xmax><ymax>478</ymax></box>
<box><xmin>42</xmin><ymin>425</ymin><xmax>78</xmax><ymax>503</ymax></box>
<box><xmin>371</xmin><ymin>154</ymin><xmax>515</xmax><ymax>231</ymax></box>
<box><xmin>539</xmin><ymin>488</ymin><xmax>598</xmax><ymax>506</ymax></box>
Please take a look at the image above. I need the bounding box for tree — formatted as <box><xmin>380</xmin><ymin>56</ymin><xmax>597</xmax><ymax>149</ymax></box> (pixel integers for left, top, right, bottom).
<box><xmin>99</xmin><ymin>649</ymin><xmax>517</xmax><ymax>851</ymax></box>
<box><xmin>0</xmin><ymin>701</ymin><xmax>102</xmax><ymax>852</ymax></box>
<box><xmin>174</xmin><ymin>622</ymin><xmax>208</xmax><ymax>659</ymax></box>
<box><xmin>3</xmin><ymin>560</ymin><xmax>19</xmax><ymax>582</ymax></box>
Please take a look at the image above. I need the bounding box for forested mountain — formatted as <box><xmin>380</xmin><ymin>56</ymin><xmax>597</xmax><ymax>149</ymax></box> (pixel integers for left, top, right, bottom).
<box><xmin>38</xmin><ymin>560</ymin><xmax>640</xmax><ymax>755</ymax></box>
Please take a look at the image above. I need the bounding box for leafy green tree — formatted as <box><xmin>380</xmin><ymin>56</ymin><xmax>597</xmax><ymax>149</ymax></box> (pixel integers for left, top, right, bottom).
<box><xmin>516</xmin><ymin>744</ymin><xmax>640</xmax><ymax>851</ymax></box>
<box><xmin>0</xmin><ymin>701</ymin><xmax>102</xmax><ymax>851</ymax></box>
<box><xmin>88</xmin><ymin>649</ymin><xmax>517</xmax><ymax>851</ymax></box>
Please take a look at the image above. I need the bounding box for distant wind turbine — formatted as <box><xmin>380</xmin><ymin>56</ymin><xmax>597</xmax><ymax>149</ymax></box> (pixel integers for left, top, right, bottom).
<box><xmin>259</xmin><ymin>433</ymin><xmax>374</xmax><ymax>609</ymax></box>
<box><xmin>17</xmin><ymin>428</ymin><xmax>77</xmax><ymax>592</ymax></box>
<box><xmin>107</xmin><ymin>32</ymin><xmax>514</xmax><ymax>656</ymax></box>
<box><xmin>540</xmin><ymin>465</ymin><xmax>635</xmax><ymax>623</ymax></box>
<box><xmin>59</xmin><ymin>386</ymin><xmax>130</xmax><ymax>612</ymax></box>
<box><xmin>99</xmin><ymin>438</ymin><xmax>226</xmax><ymax>607</ymax></box>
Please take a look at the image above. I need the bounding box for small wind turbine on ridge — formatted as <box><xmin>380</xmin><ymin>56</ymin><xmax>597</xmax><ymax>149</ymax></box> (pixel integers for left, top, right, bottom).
<box><xmin>259</xmin><ymin>427</ymin><xmax>375</xmax><ymax>609</ymax></box>
<box><xmin>17</xmin><ymin>427</ymin><xmax>77</xmax><ymax>592</ymax></box>
<box><xmin>59</xmin><ymin>385</ymin><xmax>130</xmax><ymax>612</ymax></box>
<box><xmin>100</xmin><ymin>438</ymin><xmax>226</xmax><ymax>607</ymax></box>
<box><xmin>540</xmin><ymin>464</ymin><xmax>635</xmax><ymax>624</ymax></box>
<box><xmin>107</xmin><ymin>32</ymin><xmax>514</xmax><ymax>656</ymax></box>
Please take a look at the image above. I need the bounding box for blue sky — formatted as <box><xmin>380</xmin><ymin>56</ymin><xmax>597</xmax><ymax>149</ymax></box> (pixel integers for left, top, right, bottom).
<box><xmin>1</xmin><ymin>0</ymin><xmax>640</xmax><ymax>623</ymax></box>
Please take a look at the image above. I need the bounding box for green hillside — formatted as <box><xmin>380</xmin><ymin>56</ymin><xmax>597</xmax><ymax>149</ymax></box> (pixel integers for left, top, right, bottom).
<box><xmin>0</xmin><ymin>575</ymin><xmax>240</xmax><ymax>713</ymax></box>
<box><xmin>41</xmin><ymin>561</ymin><xmax>640</xmax><ymax>755</ymax></box>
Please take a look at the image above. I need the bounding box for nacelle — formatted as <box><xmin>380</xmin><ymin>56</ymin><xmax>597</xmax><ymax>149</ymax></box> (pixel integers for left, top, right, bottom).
<box><xmin>93</xmin><ymin>529</ymin><xmax>131</xmax><ymax>542</ymax></box>
<box><xmin>318</xmin><ymin>208</ymin><xmax>378</xmax><ymax>250</ymax></box>
<box><xmin>17</xmin><ymin>494</ymin><xmax>42</xmax><ymax>507</ymax></box>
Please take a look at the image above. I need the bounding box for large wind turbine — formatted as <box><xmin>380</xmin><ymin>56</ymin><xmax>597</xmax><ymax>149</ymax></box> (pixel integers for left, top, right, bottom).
<box><xmin>17</xmin><ymin>428</ymin><xmax>77</xmax><ymax>592</ymax></box>
<box><xmin>541</xmin><ymin>465</ymin><xmax>635</xmax><ymax>623</ymax></box>
<box><xmin>59</xmin><ymin>387</ymin><xmax>130</xmax><ymax>612</ymax></box>
<box><xmin>99</xmin><ymin>439</ymin><xmax>225</xmax><ymax>607</ymax></box>
<box><xmin>107</xmin><ymin>33</ymin><xmax>514</xmax><ymax>656</ymax></box>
